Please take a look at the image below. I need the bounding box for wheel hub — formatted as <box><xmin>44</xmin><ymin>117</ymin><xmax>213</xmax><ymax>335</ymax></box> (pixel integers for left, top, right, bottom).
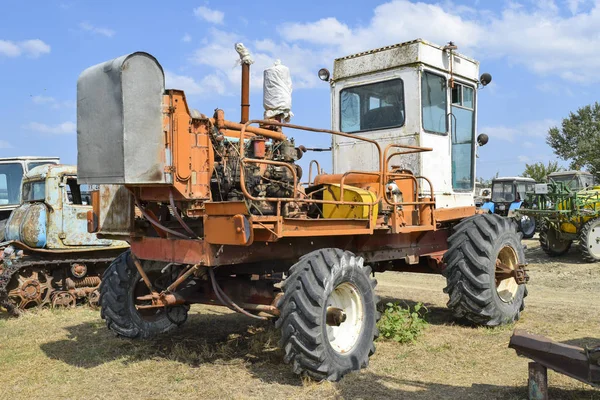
<box><xmin>52</xmin><ymin>291</ymin><xmax>76</xmax><ymax>308</ymax></box>
<box><xmin>21</xmin><ymin>279</ymin><xmax>42</xmax><ymax>300</ymax></box>
<box><xmin>495</xmin><ymin>246</ymin><xmax>520</xmax><ymax>303</ymax></box>
<box><xmin>7</xmin><ymin>268</ymin><xmax>53</xmax><ymax>310</ymax></box>
<box><xmin>325</xmin><ymin>282</ymin><xmax>364</xmax><ymax>354</ymax></box>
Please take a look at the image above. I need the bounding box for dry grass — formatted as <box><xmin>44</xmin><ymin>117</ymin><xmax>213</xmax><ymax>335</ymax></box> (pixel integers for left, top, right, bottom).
<box><xmin>1</xmin><ymin>238</ymin><xmax>600</xmax><ymax>399</ymax></box>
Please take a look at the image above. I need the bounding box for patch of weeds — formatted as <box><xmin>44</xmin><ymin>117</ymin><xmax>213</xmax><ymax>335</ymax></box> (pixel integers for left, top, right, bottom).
<box><xmin>377</xmin><ymin>302</ymin><xmax>428</xmax><ymax>344</ymax></box>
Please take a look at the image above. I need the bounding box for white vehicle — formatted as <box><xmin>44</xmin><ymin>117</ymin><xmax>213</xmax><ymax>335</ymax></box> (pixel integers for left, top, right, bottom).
<box><xmin>330</xmin><ymin>39</ymin><xmax>488</xmax><ymax>209</ymax></box>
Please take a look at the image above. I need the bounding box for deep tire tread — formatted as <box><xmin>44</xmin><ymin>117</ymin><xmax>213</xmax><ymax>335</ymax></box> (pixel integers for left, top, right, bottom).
<box><xmin>578</xmin><ymin>218</ymin><xmax>600</xmax><ymax>263</ymax></box>
<box><xmin>276</xmin><ymin>248</ymin><xmax>379</xmax><ymax>382</ymax></box>
<box><xmin>443</xmin><ymin>214</ymin><xmax>527</xmax><ymax>326</ymax></box>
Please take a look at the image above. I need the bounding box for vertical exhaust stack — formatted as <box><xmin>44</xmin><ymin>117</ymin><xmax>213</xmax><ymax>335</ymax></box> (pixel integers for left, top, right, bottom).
<box><xmin>235</xmin><ymin>43</ymin><xmax>254</xmax><ymax>124</ymax></box>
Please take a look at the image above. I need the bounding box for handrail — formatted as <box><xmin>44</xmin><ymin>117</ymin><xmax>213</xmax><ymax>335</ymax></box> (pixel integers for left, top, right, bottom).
<box><xmin>307</xmin><ymin>160</ymin><xmax>321</xmax><ymax>185</ymax></box>
<box><xmin>230</xmin><ymin>119</ymin><xmax>436</xmax><ymax>223</ymax></box>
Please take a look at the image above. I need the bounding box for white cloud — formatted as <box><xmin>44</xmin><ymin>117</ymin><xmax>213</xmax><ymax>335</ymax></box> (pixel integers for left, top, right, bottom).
<box><xmin>182</xmin><ymin>33</ymin><xmax>192</xmax><ymax>43</ymax></box>
<box><xmin>0</xmin><ymin>140</ymin><xmax>13</xmax><ymax>149</ymax></box>
<box><xmin>523</xmin><ymin>141</ymin><xmax>535</xmax><ymax>148</ymax></box>
<box><xmin>32</xmin><ymin>95</ymin><xmax>75</xmax><ymax>109</ymax></box>
<box><xmin>0</xmin><ymin>39</ymin><xmax>50</xmax><ymax>58</ymax></box>
<box><xmin>193</xmin><ymin>6</ymin><xmax>224</xmax><ymax>24</ymax></box>
<box><xmin>79</xmin><ymin>22</ymin><xmax>115</xmax><ymax>38</ymax></box>
<box><xmin>518</xmin><ymin>155</ymin><xmax>531</xmax><ymax>163</ymax></box>
<box><xmin>274</xmin><ymin>0</ymin><xmax>600</xmax><ymax>83</ymax></box>
<box><xmin>165</xmin><ymin>70</ymin><xmax>226</xmax><ymax>95</ymax></box>
<box><xmin>189</xmin><ymin>29</ymin><xmax>328</xmax><ymax>91</ymax></box>
<box><xmin>481</xmin><ymin>119</ymin><xmax>558</xmax><ymax>142</ymax></box>
<box><xmin>24</xmin><ymin>121</ymin><xmax>76</xmax><ymax>135</ymax></box>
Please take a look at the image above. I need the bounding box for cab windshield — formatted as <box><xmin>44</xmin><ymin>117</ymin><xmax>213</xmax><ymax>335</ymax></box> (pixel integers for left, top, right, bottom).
<box><xmin>492</xmin><ymin>182</ymin><xmax>515</xmax><ymax>203</ymax></box>
<box><xmin>340</xmin><ymin>79</ymin><xmax>405</xmax><ymax>133</ymax></box>
<box><xmin>551</xmin><ymin>176</ymin><xmax>581</xmax><ymax>191</ymax></box>
<box><xmin>552</xmin><ymin>174</ymin><xmax>596</xmax><ymax>191</ymax></box>
<box><xmin>0</xmin><ymin>163</ymin><xmax>24</xmax><ymax>206</ymax></box>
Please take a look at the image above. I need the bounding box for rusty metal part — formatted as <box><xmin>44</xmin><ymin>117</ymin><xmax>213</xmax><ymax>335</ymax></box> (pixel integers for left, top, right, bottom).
<box><xmin>130</xmin><ymin>229</ymin><xmax>450</xmax><ymax>272</ymax></box>
<box><xmin>6</xmin><ymin>268</ymin><xmax>52</xmax><ymax>311</ymax></box>
<box><xmin>252</xmin><ymin>137</ymin><xmax>266</xmax><ymax>158</ymax></box>
<box><xmin>66</xmin><ymin>276</ymin><xmax>101</xmax><ymax>289</ymax></box>
<box><xmin>210</xmin><ymin>118</ymin><xmax>287</xmax><ymax>141</ymax></box>
<box><xmin>0</xmin><ymin>249</ymin><xmax>121</xmax><ymax>316</ymax></box>
<box><xmin>51</xmin><ymin>291</ymin><xmax>76</xmax><ymax>308</ymax></box>
<box><xmin>133</xmin><ymin>195</ymin><xmax>189</xmax><ymax>240</ymax></box>
<box><xmin>71</xmin><ymin>263</ymin><xmax>87</xmax><ymax>279</ymax></box>
<box><xmin>509</xmin><ymin>329</ymin><xmax>600</xmax><ymax>388</ymax></box>
<box><xmin>88</xmin><ymin>289</ymin><xmax>100</xmax><ymax>309</ymax></box>
<box><xmin>241</xmin><ymin>62</ymin><xmax>250</xmax><ymax>123</ymax></box>
<box><xmin>135</xmin><ymin>292</ymin><xmax>186</xmax><ymax>309</ymax></box>
<box><xmin>495</xmin><ymin>261</ymin><xmax>529</xmax><ymax>285</ymax></box>
<box><xmin>326</xmin><ymin>307</ymin><xmax>347</xmax><ymax>326</ymax></box>
<box><xmin>166</xmin><ymin>263</ymin><xmax>200</xmax><ymax>293</ymax></box>
<box><xmin>130</xmin><ymin>252</ymin><xmax>155</xmax><ymax>293</ymax></box>
<box><xmin>168</xmin><ymin>189</ymin><xmax>198</xmax><ymax>238</ymax></box>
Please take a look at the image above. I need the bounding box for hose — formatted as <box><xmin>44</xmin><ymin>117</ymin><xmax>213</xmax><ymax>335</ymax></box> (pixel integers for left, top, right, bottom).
<box><xmin>208</xmin><ymin>268</ymin><xmax>267</xmax><ymax>321</ymax></box>
<box><xmin>169</xmin><ymin>189</ymin><xmax>198</xmax><ymax>238</ymax></box>
<box><xmin>133</xmin><ymin>197</ymin><xmax>190</xmax><ymax>239</ymax></box>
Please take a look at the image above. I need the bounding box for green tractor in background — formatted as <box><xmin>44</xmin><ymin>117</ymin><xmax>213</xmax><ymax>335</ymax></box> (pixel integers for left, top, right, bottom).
<box><xmin>517</xmin><ymin>171</ymin><xmax>600</xmax><ymax>262</ymax></box>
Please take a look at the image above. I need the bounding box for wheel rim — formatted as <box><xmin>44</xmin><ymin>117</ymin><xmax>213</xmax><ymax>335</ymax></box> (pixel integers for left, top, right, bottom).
<box><xmin>325</xmin><ymin>282</ymin><xmax>364</xmax><ymax>354</ymax></box>
<box><xmin>7</xmin><ymin>268</ymin><xmax>53</xmax><ymax>310</ymax></box>
<box><xmin>520</xmin><ymin>216</ymin><xmax>535</xmax><ymax>237</ymax></box>
<box><xmin>495</xmin><ymin>246</ymin><xmax>519</xmax><ymax>303</ymax></box>
<box><xmin>587</xmin><ymin>221</ymin><xmax>600</xmax><ymax>258</ymax></box>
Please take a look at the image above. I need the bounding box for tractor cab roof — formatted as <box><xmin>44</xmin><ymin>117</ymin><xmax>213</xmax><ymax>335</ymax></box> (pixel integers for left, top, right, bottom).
<box><xmin>547</xmin><ymin>170</ymin><xmax>592</xmax><ymax>177</ymax></box>
<box><xmin>24</xmin><ymin>164</ymin><xmax>77</xmax><ymax>182</ymax></box>
<box><xmin>492</xmin><ymin>177</ymin><xmax>536</xmax><ymax>183</ymax></box>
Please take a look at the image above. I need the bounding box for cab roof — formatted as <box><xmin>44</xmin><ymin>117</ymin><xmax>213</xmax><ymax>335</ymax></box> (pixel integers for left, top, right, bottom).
<box><xmin>547</xmin><ymin>170</ymin><xmax>592</xmax><ymax>177</ymax></box>
<box><xmin>492</xmin><ymin>177</ymin><xmax>536</xmax><ymax>183</ymax></box>
<box><xmin>24</xmin><ymin>164</ymin><xmax>77</xmax><ymax>181</ymax></box>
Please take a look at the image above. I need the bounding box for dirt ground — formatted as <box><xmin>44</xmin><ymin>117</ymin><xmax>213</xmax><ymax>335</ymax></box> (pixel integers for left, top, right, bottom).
<box><xmin>1</xmin><ymin>237</ymin><xmax>599</xmax><ymax>399</ymax></box>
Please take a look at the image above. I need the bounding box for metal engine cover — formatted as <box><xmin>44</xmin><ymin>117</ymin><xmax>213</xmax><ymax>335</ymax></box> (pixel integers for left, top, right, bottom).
<box><xmin>77</xmin><ymin>52</ymin><xmax>166</xmax><ymax>185</ymax></box>
<box><xmin>5</xmin><ymin>203</ymin><xmax>47</xmax><ymax>248</ymax></box>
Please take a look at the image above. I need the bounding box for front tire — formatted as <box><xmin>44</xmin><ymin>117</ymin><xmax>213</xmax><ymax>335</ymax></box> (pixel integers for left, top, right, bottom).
<box><xmin>518</xmin><ymin>215</ymin><xmax>536</xmax><ymax>239</ymax></box>
<box><xmin>578</xmin><ymin>218</ymin><xmax>600</xmax><ymax>262</ymax></box>
<box><xmin>100</xmin><ymin>250</ymin><xmax>188</xmax><ymax>339</ymax></box>
<box><xmin>275</xmin><ymin>248</ymin><xmax>379</xmax><ymax>382</ymax></box>
<box><xmin>443</xmin><ymin>214</ymin><xmax>527</xmax><ymax>326</ymax></box>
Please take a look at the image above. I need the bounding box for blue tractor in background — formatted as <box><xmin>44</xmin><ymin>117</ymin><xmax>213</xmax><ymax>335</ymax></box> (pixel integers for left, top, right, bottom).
<box><xmin>481</xmin><ymin>177</ymin><xmax>537</xmax><ymax>239</ymax></box>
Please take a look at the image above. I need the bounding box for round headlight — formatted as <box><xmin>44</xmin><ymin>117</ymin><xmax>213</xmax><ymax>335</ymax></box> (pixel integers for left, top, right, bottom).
<box><xmin>318</xmin><ymin>68</ymin><xmax>330</xmax><ymax>81</ymax></box>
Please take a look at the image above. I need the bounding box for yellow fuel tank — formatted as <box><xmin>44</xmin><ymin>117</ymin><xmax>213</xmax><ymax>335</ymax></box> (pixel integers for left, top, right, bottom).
<box><xmin>323</xmin><ymin>184</ymin><xmax>378</xmax><ymax>224</ymax></box>
<box><xmin>558</xmin><ymin>186</ymin><xmax>600</xmax><ymax>233</ymax></box>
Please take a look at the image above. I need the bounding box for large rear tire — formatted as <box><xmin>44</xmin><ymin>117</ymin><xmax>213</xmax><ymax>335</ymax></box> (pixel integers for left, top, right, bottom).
<box><xmin>275</xmin><ymin>248</ymin><xmax>379</xmax><ymax>382</ymax></box>
<box><xmin>100</xmin><ymin>250</ymin><xmax>188</xmax><ymax>339</ymax></box>
<box><xmin>539</xmin><ymin>221</ymin><xmax>571</xmax><ymax>257</ymax></box>
<box><xmin>578</xmin><ymin>218</ymin><xmax>600</xmax><ymax>262</ymax></box>
<box><xmin>443</xmin><ymin>214</ymin><xmax>527</xmax><ymax>326</ymax></box>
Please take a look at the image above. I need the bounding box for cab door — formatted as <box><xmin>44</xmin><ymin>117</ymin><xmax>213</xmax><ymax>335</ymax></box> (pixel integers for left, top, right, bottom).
<box><xmin>60</xmin><ymin>175</ymin><xmax>111</xmax><ymax>246</ymax></box>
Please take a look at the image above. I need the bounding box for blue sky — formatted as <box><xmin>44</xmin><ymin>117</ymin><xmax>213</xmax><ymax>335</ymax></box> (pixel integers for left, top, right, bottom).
<box><xmin>1</xmin><ymin>0</ymin><xmax>598</xmax><ymax>180</ymax></box>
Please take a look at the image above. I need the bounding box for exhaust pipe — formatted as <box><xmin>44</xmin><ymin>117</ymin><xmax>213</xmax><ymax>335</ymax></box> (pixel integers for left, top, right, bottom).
<box><xmin>235</xmin><ymin>43</ymin><xmax>253</xmax><ymax>124</ymax></box>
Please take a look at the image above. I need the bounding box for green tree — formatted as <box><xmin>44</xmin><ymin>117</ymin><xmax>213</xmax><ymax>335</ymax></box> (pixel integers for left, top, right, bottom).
<box><xmin>522</xmin><ymin>161</ymin><xmax>563</xmax><ymax>182</ymax></box>
<box><xmin>547</xmin><ymin>102</ymin><xmax>600</xmax><ymax>179</ymax></box>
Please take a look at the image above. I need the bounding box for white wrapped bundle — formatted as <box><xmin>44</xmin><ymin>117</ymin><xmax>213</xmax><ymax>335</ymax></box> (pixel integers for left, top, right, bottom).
<box><xmin>263</xmin><ymin>60</ymin><xmax>293</xmax><ymax>121</ymax></box>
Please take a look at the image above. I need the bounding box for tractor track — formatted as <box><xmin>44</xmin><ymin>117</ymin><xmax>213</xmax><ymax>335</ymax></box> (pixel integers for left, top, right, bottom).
<box><xmin>0</xmin><ymin>256</ymin><xmax>116</xmax><ymax>316</ymax></box>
